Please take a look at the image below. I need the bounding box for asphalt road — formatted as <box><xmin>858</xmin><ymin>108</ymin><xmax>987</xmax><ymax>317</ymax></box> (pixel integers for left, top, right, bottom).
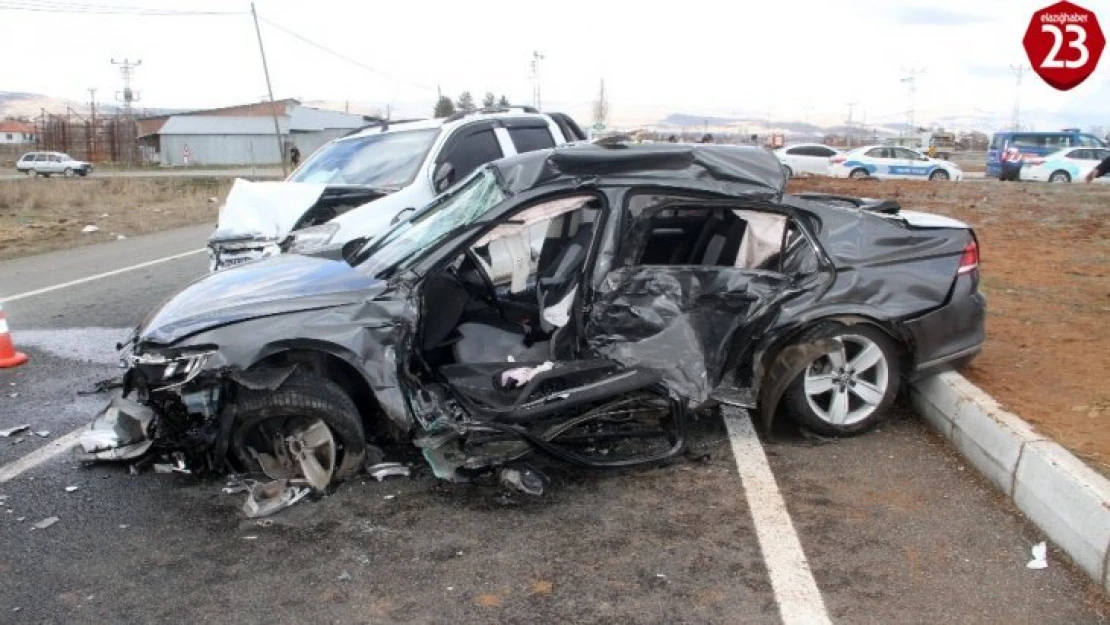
<box><xmin>0</xmin><ymin>167</ymin><xmax>284</xmax><ymax>181</ymax></box>
<box><xmin>0</xmin><ymin>227</ymin><xmax>1106</xmax><ymax>623</ymax></box>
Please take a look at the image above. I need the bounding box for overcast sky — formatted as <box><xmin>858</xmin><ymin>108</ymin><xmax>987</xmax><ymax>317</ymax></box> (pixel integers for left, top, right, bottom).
<box><xmin>1</xmin><ymin>0</ymin><xmax>1107</xmax><ymax>128</ymax></box>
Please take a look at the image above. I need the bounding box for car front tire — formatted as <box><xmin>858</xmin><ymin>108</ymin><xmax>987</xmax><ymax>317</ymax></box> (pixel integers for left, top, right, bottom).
<box><xmin>63</xmin><ymin>167</ymin><xmax>74</xmax><ymax>178</ymax></box>
<box><xmin>26</xmin><ymin>169</ymin><xmax>36</xmax><ymax>178</ymax></box>
<box><xmin>229</xmin><ymin>371</ymin><xmax>367</xmax><ymax>487</ymax></box>
<box><xmin>1048</xmin><ymin>170</ymin><xmax>1071</xmax><ymax>183</ymax></box>
<box><xmin>782</xmin><ymin>324</ymin><xmax>901</xmax><ymax>437</ymax></box>
<box><xmin>928</xmin><ymin>169</ymin><xmax>950</xmax><ymax>181</ymax></box>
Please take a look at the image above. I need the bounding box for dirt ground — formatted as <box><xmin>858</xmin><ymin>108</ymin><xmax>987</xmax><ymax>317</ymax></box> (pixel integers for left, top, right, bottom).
<box><xmin>787</xmin><ymin>177</ymin><xmax>1110</xmax><ymax>475</ymax></box>
<box><xmin>0</xmin><ymin>177</ymin><xmax>231</xmax><ymax>260</ymax></box>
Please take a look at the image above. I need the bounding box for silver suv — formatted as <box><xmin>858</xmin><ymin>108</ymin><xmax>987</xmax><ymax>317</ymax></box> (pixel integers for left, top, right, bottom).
<box><xmin>15</xmin><ymin>151</ymin><xmax>93</xmax><ymax>178</ymax></box>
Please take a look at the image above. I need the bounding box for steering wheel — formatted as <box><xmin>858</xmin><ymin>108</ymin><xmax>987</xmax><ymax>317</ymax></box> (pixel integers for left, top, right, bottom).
<box><xmin>462</xmin><ymin>248</ymin><xmax>500</xmax><ymax>308</ymax></box>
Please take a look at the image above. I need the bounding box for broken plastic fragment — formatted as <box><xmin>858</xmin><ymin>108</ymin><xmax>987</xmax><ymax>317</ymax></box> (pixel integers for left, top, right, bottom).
<box><xmin>337</xmin><ymin>570</ymin><xmax>352</xmax><ymax>581</ymax></box>
<box><xmin>1027</xmin><ymin>541</ymin><xmax>1048</xmax><ymax>569</ymax></box>
<box><xmin>498</xmin><ymin>467</ymin><xmax>544</xmax><ymax>496</ymax></box>
<box><xmin>77</xmin><ymin>394</ymin><xmax>154</xmax><ymax>461</ymax></box>
<box><xmin>34</xmin><ymin>431</ymin><xmax>50</xmax><ymax>438</ymax></box>
<box><xmin>33</xmin><ymin>516</ymin><xmax>59</xmax><ymax>530</ymax></box>
<box><xmin>64</xmin><ymin>486</ymin><xmax>78</xmax><ymax>493</ymax></box>
<box><xmin>499</xmin><ymin>361</ymin><xmax>554</xmax><ymax>389</ymax></box>
<box><xmin>367</xmin><ymin>462</ymin><xmax>410</xmax><ymax>482</ymax></box>
<box><xmin>241</xmin><ymin>480</ymin><xmax>310</xmax><ymax>518</ymax></box>
<box><xmin>0</xmin><ymin>424</ymin><xmax>31</xmax><ymax>437</ymax></box>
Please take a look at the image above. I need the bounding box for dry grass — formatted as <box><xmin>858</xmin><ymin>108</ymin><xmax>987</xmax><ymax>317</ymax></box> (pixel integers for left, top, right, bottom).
<box><xmin>0</xmin><ymin>177</ymin><xmax>234</xmax><ymax>260</ymax></box>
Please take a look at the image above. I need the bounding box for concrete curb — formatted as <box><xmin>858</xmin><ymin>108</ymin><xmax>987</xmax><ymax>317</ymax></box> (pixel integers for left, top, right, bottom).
<box><xmin>911</xmin><ymin>371</ymin><xmax>1110</xmax><ymax>594</ymax></box>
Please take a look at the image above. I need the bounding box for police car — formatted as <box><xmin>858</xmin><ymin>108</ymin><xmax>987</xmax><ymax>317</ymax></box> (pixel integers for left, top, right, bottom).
<box><xmin>828</xmin><ymin>145</ymin><xmax>963</xmax><ymax>181</ymax></box>
<box><xmin>1020</xmin><ymin>147</ymin><xmax>1110</xmax><ymax>183</ymax></box>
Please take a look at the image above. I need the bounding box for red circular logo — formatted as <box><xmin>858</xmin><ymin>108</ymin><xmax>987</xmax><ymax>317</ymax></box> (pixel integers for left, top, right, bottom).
<box><xmin>1023</xmin><ymin>1</ymin><xmax>1105</xmax><ymax>91</ymax></box>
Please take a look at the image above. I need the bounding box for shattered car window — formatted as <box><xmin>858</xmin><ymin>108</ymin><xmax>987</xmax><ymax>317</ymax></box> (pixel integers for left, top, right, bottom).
<box><xmin>359</xmin><ymin>168</ymin><xmax>507</xmax><ymax>277</ymax></box>
<box><xmin>289</xmin><ymin>128</ymin><xmax>438</xmax><ymax>187</ymax></box>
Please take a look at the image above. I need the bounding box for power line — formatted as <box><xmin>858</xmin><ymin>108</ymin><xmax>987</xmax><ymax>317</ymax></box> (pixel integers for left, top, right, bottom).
<box><xmin>0</xmin><ymin>0</ymin><xmax>241</xmax><ymax>15</ymax></box>
<box><xmin>257</xmin><ymin>16</ymin><xmax>437</xmax><ymax>94</ymax></box>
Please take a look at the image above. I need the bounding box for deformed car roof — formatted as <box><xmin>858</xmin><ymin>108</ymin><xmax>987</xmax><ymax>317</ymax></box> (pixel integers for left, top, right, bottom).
<box><xmin>490</xmin><ymin>143</ymin><xmax>788</xmax><ymax>199</ymax></box>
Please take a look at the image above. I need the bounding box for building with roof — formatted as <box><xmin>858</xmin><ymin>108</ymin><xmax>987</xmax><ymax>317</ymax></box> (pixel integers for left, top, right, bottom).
<box><xmin>0</xmin><ymin>120</ymin><xmax>35</xmax><ymax>144</ymax></box>
<box><xmin>138</xmin><ymin>102</ymin><xmax>377</xmax><ymax>167</ymax></box>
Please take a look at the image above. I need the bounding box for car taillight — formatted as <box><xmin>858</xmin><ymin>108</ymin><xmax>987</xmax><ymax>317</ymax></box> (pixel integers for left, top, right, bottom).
<box><xmin>830</xmin><ymin>156</ymin><xmax>846</xmax><ymax>164</ymax></box>
<box><xmin>957</xmin><ymin>239</ymin><xmax>979</xmax><ymax>275</ymax></box>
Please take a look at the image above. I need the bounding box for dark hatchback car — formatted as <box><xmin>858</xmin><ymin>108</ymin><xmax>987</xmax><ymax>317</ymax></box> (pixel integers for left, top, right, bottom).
<box><xmin>82</xmin><ymin>143</ymin><xmax>985</xmax><ymax>490</ymax></box>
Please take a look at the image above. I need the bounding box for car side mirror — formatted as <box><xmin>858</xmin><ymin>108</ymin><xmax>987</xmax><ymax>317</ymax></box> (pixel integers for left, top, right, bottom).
<box><xmin>341</xmin><ymin>236</ymin><xmax>369</xmax><ymax>263</ymax></box>
<box><xmin>390</xmin><ymin>207</ymin><xmax>416</xmax><ymax>225</ymax></box>
<box><xmin>433</xmin><ymin>163</ymin><xmax>456</xmax><ymax>193</ymax></box>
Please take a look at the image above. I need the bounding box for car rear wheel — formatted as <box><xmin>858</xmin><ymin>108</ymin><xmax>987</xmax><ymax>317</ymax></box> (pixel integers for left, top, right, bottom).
<box><xmin>1048</xmin><ymin>170</ymin><xmax>1071</xmax><ymax>183</ymax></box>
<box><xmin>928</xmin><ymin>169</ymin><xmax>949</xmax><ymax>181</ymax></box>
<box><xmin>782</xmin><ymin>324</ymin><xmax>901</xmax><ymax>437</ymax></box>
<box><xmin>849</xmin><ymin>168</ymin><xmax>869</xmax><ymax>179</ymax></box>
<box><xmin>63</xmin><ymin>167</ymin><xmax>74</xmax><ymax>178</ymax></box>
<box><xmin>26</xmin><ymin>169</ymin><xmax>36</xmax><ymax>178</ymax></box>
<box><xmin>229</xmin><ymin>371</ymin><xmax>366</xmax><ymax>489</ymax></box>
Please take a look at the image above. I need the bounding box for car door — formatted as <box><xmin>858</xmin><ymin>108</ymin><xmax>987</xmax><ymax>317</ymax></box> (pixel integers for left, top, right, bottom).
<box><xmin>891</xmin><ymin>147</ymin><xmax>927</xmax><ymax>179</ymax></box>
<box><xmin>580</xmin><ymin>193</ymin><xmax>825</xmax><ymax>403</ymax></box>
<box><xmin>800</xmin><ymin>146</ymin><xmax>838</xmax><ymax>175</ymax></box>
<box><xmin>863</xmin><ymin>147</ymin><xmax>893</xmax><ymax>178</ymax></box>
<box><xmin>33</xmin><ymin>153</ymin><xmax>52</xmax><ymax>173</ymax></box>
<box><xmin>432</xmin><ymin>122</ymin><xmax>505</xmax><ymax>193</ymax></box>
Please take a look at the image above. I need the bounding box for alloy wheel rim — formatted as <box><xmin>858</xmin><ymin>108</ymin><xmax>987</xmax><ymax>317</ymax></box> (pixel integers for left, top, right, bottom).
<box><xmin>803</xmin><ymin>334</ymin><xmax>889</xmax><ymax>426</ymax></box>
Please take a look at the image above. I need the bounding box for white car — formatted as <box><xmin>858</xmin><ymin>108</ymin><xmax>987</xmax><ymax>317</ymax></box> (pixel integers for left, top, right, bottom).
<box><xmin>15</xmin><ymin>151</ymin><xmax>93</xmax><ymax>178</ymax></box>
<box><xmin>828</xmin><ymin>145</ymin><xmax>963</xmax><ymax>181</ymax></box>
<box><xmin>208</xmin><ymin>107</ymin><xmax>587</xmax><ymax>271</ymax></box>
<box><xmin>775</xmin><ymin>143</ymin><xmax>841</xmax><ymax>178</ymax></box>
<box><xmin>1020</xmin><ymin>147</ymin><xmax>1110</xmax><ymax>183</ymax></box>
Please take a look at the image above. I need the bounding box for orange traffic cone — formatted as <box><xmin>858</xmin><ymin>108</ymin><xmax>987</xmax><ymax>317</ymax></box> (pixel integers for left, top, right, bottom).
<box><xmin>0</xmin><ymin>304</ymin><xmax>28</xmax><ymax>369</ymax></box>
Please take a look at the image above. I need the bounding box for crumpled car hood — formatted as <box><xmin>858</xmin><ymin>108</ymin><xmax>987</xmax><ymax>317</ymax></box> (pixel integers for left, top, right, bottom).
<box><xmin>209</xmin><ymin>178</ymin><xmax>331</xmax><ymax>242</ymax></box>
<box><xmin>139</xmin><ymin>254</ymin><xmax>382</xmax><ymax>345</ymax></box>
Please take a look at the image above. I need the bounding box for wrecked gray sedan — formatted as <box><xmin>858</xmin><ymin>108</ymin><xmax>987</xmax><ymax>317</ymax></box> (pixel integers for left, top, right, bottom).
<box><xmin>82</xmin><ymin>143</ymin><xmax>985</xmax><ymax>490</ymax></box>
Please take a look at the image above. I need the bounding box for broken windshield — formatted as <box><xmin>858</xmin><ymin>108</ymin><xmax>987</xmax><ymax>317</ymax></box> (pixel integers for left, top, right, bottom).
<box><xmin>357</xmin><ymin>168</ymin><xmax>507</xmax><ymax>277</ymax></box>
<box><xmin>289</xmin><ymin>128</ymin><xmax>438</xmax><ymax>188</ymax></box>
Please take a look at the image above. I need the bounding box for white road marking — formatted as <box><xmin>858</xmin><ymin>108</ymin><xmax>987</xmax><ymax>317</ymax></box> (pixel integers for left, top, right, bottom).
<box><xmin>0</xmin><ymin>248</ymin><xmax>205</xmax><ymax>304</ymax></box>
<box><xmin>0</xmin><ymin>427</ymin><xmax>84</xmax><ymax>484</ymax></box>
<box><xmin>723</xmin><ymin>408</ymin><xmax>832</xmax><ymax>625</ymax></box>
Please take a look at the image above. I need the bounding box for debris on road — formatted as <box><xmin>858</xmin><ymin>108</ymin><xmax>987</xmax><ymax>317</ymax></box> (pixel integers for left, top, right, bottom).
<box><xmin>77</xmin><ymin>377</ymin><xmax>123</xmax><ymax>396</ymax></box>
<box><xmin>0</xmin><ymin>424</ymin><xmax>31</xmax><ymax>437</ymax></box>
<box><xmin>33</xmin><ymin>516</ymin><xmax>59</xmax><ymax>530</ymax></box>
<box><xmin>64</xmin><ymin>486</ymin><xmax>79</xmax><ymax>493</ymax></box>
<box><xmin>33</xmin><ymin>431</ymin><xmax>50</xmax><ymax>438</ymax></box>
<box><xmin>242</xmin><ymin>480</ymin><xmax>310</xmax><ymax>518</ymax></box>
<box><xmin>367</xmin><ymin>462</ymin><xmax>410</xmax><ymax>482</ymax></box>
<box><xmin>1027</xmin><ymin>542</ymin><xmax>1048</xmax><ymax>569</ymax></box>
<box><xmin>499</xmin><ymin>466</ymin><xmax>545</xmax><ymax>496</ymax></box>
<box><xmin>81</xmin><ymin>225</ymin><xmax>99</xmax><ymax>233</ymax></box>
<box><xmin>337</xmin><ymin>570</ymin><xmax>352</xmax><ymax>581</ymax></box>
<box><xmin>76</xmin><ymin>395</ymin><xmax>154</xmax><ymax>461</ymax></box>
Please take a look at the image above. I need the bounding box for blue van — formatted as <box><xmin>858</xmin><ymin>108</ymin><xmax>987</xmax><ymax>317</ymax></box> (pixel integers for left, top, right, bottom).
<box><xmin>987</xmin><ymin>130</ymin><xmax>1106</xmax><ymax>178</ymax></box>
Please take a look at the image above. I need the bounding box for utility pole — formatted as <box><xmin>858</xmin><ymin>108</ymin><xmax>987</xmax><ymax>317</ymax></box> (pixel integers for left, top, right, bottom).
<box><xmin>592</xmin><ymin>78</ymin><xmax>609</xmax><ymax>131</ymax></box>
<box><xmin>251</xmin><ymin>2</ymin><xmax>288</xmax><ymax>177</ymax></box>
<box><xmin>111</xmin><ymin>58</ymin><xmax>141</xmax><ymax>165</ymax></box>
<box><xmin>530</xmin><ymin>51</ymin><xmax>545</xmax><ymax>111</ymax></box>
<box><xmin>845</xmin><ymin>101</ymin><xmax>858</xmax><ymax>148</ymax></box>
<box><xmin>88</xmin><ymin>88</ymin><xmax>98</xmax><ymax>160</ymax></box>
<box><xmin>1009</xmin><ymin>65</ymin><xmax>1029</xmax><ymax>131</ymax></box>
<box><xmin>900</xmin><ymin>68</ymin><xmax>925</xmax><ymax>137</ymax></box>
